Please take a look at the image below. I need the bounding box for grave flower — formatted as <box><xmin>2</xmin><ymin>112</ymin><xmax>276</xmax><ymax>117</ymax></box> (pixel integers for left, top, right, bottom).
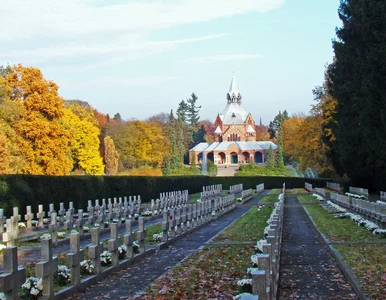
<box><xmin>100</xmin><ymin>250</ymin><xmax>112</xmax><ymax>266</ymax></box>
<box><xmin>373</xmin><ymin>228</ymin><xmax>386</xmax><ymax>236</ymax></box>
<box><xmin>31</xmin><ymin>220</ymin><xmax>38</xmax><ymax>227</ymax></box>
<box><xmin>0</xmin><ymin>292</ymin><xmax>6</xmax><ymax>300</ymax></box>
<box><xmin>54</xmin><ymin>265</ymin><xmax>71</xmax><ymax>286</ymax></box>
<box><xmin>40</xmin><ymin>233</ymin><xmax>51</xmax><ymax>240</ymax></box>
<box><xmin>236</xmin><ymin>278</ymin><xmax>252</xmax><ymax>293</ymax></box>
<box><xmin>254</xmin><ymin>239</ymin><xmax>267</xmax><ymax>253</ymax></box>
<box><xmin>134</xmin><ymin>214</ymin><xmax>139</xmax><ymax>220</ymax></box>
<box><xmin>80</xmin><ymin>259</ymin><xmax>95</xmax><ymax>275</ymax></box>
<box><xmin>18</xmin><ymin>222</ymin><xmax>27</xmax><ymax>229</ymax></box>
<box><xmin>104</xmin><ymin>222</ymin><xmax>110</xmax><ymax>229</ymax></box>
<box><xmin>70</xmin><ymin>229</ymin><xmax>78</xmax><ymax>234</ymax></box>
<box><xmin>43</xmin><ymin>218</ymin><xmax>50</xmax><ymax>224</ymax></box>
<box><xmin>250</xmin><ymin>254</ymin><xmax>259</xmax><ymax>267</ymax></box>
<box><xmin>0</xmin><ymin>244</ymin><xmax>6</xmax><ymax>254</ymax></box>
<box><xmin>21</xmin><ymin>276</ymin><xmax>43</xmax><ymax>299</ymax></box>
<box><xmin>83</xmin><ymin>225</ymin><xmax>90</xmax><ymax>232</ymax></box>
<box><xmin>152</xmin><ymin>233</ymin><xmax>163</xmax><ymax>242</ymax></box>
<box><xmin>142</xmin><ymin>210</ymin><xmax>152</xmax><ymax>217</ymax></box>
<box><xmin>118</xmin><ymin>244</ymin><xmax>127</xmax><ymax>260</ymax></box>
<box><xmin>57</xmin><ymin>231</ymin><xmax>66</xmax><ymax>239</ymax></box>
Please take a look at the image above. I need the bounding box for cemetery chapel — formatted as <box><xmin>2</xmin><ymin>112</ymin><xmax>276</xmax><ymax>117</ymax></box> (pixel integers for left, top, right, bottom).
<box><xmin>189</xmin><ymin>74</ymin><xmax>277</xmax><ymax>165</ymax></box>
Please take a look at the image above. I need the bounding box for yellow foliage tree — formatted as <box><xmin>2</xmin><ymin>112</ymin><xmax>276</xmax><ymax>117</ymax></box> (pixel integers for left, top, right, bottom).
<box><xmin>2</xmin><ymin>65</ymin><xmax>73</xmax><ymax>175</ymax></box>
<box><xmin>104</xmin><ymin>135</ymin><xmax>119</xmax><ymax>175</ymax></box>
<box><xmin>282</xmin><ymin>117</ymin><xmax>305</xmax><ymax>162</ymax></box>
<box><xmin>62</xmin><ymin>102</ymin><xmax>104</xmax><ymax>175</ymax></box>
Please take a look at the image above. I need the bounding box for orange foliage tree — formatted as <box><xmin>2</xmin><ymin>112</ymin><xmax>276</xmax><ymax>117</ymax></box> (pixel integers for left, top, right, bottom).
<box><xmin>3</xmin><ymin>65</ymin><xmax>73</xmax><ymax>175</ymax></box>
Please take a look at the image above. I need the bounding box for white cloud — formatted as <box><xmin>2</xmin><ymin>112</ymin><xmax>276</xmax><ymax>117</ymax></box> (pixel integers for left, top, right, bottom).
<box><xmin>0</xmin><ymin>0</ymin><xmax>284</xmax><ymax>66</ymax></box>
<box><xmin>0</xmin><ymin>0</ymin><xmax>285</xmax><ymax>40</ymax></box>
<box><xmin>184</xmin><ymin>54</ymin><xmax>263</xmax><ymax>63</ymax></box>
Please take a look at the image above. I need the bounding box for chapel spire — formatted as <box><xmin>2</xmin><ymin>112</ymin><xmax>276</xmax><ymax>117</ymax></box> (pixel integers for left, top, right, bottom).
<box><xmin>226</xmin><ymin>73</ymin><xmax>242</xmax><ymax>104</ymax></box>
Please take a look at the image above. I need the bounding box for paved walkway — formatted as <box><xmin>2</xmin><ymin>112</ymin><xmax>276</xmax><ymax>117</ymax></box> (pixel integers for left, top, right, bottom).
<box><xmin>278</xmin><ymin>197</ymin><xmax>358</xmax><ymax>299</ymax></box>
<box><xmin>66</xmin><ymin>192</ymin><xmax>268</xmax><ymax>299</ymax></box>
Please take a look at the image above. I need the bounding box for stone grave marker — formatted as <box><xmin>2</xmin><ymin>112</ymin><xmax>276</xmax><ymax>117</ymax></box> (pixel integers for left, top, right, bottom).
<box><xmin>66</xmin><ymin>233</ymin><xmax>84</xmax><ymax>285</ymax></box>
<box><xmin>89</xmin><ymin>228</ymin><xmax>103</xmax><ymax>274</ymax></box>
<box><xmin>0</xmin><ymin>247</ymin><xmax>26</xmax><ymax>299</ymax></box>
<box><xmin>24</xmin><ymin>206</ymin><xmax>34</xmax><ymax>229</ymax></box>
<box><xmin>35</xmin><ymin>238</ymin><xmax>58</xmax><ymax>297</ymax></box>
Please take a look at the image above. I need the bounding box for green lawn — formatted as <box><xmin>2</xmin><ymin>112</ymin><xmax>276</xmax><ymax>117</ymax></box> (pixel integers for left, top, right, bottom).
<box><xmin>269</xmin><ymin>188</ymin><xmax>282</xmax><ymax>194</ymax></box>
<box><xmin>334</xmin><ymin>244</ymin><xmax>386</xmax><ymax>299</ymax></box>
<box><xmin>212</xmin><ymin>205</ymin><xmax>273</xmax><ymax>243</ymax></box>
<box><xmin>304</xmin><ymin>204</ymin><xmax>383</xmax><ymax>243</ymax></box>
<box><xmin>259</xmin><ymin>194</ymin><xmax>280</xmax><ymax>204</ymax></box>
<box><xmin>298</xmin><ymin>194</ymin><xmax>321</xmax><ymax>203</ymax></box>
<box><xmin>285</xmin><ymin>188</ymin><xmax>308</xmax><ymax>194</ymax></box>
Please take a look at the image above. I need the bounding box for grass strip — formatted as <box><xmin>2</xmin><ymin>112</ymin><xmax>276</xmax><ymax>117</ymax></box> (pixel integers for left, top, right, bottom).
<box><xmin>269</xmin><ymin>188</ymin><xmax>282</xmax><ymax>194</ymax></box>
<box><xmin>334</xmin><ymin>244</ymin><xmax>386</xmax><ymax>299</ymax></box>
<box><xmin>298</xmin><ymin>194</ymin><xmax>321</xmax><ymax>203</ymax></box>
<box><xmin>259</xmin><ymin>195</ymin><xmax>279</xmax><ymax>204</ymax></box>
<box><xmin>212</xmin><ymin>205</ymin><xmax>273</xmax><ymax>243</ymax></box>
<box><xmin>285</xmin><ymin>188</ymin><xmax>308</xmax><ymax>194</ymax></box>
<box><xmin>139</xmin><ymin>205</ymin><xmax>274</xmax><ymax>299</ymax></box>
<box><xmin>304</xmin><ymin>204</ymin><xmax>383</xmax><ymax>243</ymax></box>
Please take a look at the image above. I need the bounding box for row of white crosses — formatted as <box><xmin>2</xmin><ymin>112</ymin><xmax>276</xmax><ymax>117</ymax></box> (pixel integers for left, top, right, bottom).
<box><xmin>346</xmin><ymin>186</ymin><xmax>369</xmax><ymax>199</ymax></box>
<box><xmin>0</xmin><ymin>195</ymin><xmax>142</xmax><ymax>247</ymax></box>
<box><xmin>161</xmin><ymin>194</ymin><xmax>237</xmax><ymax>241</ymax></box>
<box><xmin>229</xmin><ymin>183</ymin><xmax>243</xmax><ymax>194</ymax></box>
<box><xmin>200</xmin><ymin>184</ymin><xmax>222</xmax><ymax>200</ymax></box>
<box><xmin>147</xmin><ymin>190</ymin><xmax>189</xmax><ymax>215</ymax></box>
<box><xmin>0</xmin><ymin>216</ymin><xmax>147</xmax><ymax>299</ymax></box>
<box><xmin>251</xmin><ymin>185</ymin><xmax>285</xmax><ymax>300</ymax></box>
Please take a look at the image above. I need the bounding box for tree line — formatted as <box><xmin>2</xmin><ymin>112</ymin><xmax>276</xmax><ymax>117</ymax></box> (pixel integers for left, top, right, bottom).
<box><xmin>0</xmin><ymin>65</ymin><xmax>211</xmax><ymax>176</ymax></box>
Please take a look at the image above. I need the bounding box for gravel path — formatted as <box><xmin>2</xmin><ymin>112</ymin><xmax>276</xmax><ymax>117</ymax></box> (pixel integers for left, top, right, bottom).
<box><xmin>278</xmin><ymin>196</ymin><xmax>358</xmax><ymax>299</ymax></box>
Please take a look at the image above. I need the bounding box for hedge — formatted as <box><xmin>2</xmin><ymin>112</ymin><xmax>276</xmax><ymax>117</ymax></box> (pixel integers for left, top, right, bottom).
<box><xmin>0</xmin><ymin>174</ymin><xmax>329</xmax><ymax>215</ymax></box>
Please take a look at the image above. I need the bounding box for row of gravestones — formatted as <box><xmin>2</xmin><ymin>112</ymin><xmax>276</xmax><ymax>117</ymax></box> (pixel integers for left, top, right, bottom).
<box><xmin>1</xmin><ymin>188</ymin><xmax>191</xmax><ymax>247</ymax></box>
<box><xmin>326</xmin><ymin>182</ymin><xmax>340</xmax><ymax>192</ymax></box>
<box><xmin>240</xmin><ymin>189</ymin><xmax>253</xmax><ymax>204</ymax></box>
<box><xmin>200</xmin><ymin>184</ymin><xmax>222</xmax><ymax>200</ymax></box>
<box><xmin>256</xmin><ymin>183</ymin><xmax>265</xmax><ymax>194</ymax></box>
<box><xmin>304</xmin><ymin>182</ymin><xmax>313</xmax><ymax>192</ymax></box>
<box><xmin>328</xmin><ymin>192</ymin><xmax>386</xmax><ymax>227</ymax></box>
<box><xmin>0</xmin><ymin>194</ymin><xmax>237</xmax><ymax>299</ymax></box>
<box><xmin>252</xmin><ymin>189</ymin><xmax>285</xmax><ymax>300</ymax></box>
<box><xmin>0</xmin><ymin>195</ymin><xmax>142</xmax><ymax>247</ymax></box>
<box><xmin>230</xmin><ymin>183</ymin><xmax>243</xmax><ymax>194</ymax></box>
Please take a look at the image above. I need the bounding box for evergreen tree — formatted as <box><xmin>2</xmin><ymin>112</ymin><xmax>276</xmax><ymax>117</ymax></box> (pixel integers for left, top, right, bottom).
<box><xmin>190</xmin><ymin>152</ymin><xmax>196</xmax><ymax>168</ymax></box>
<box><xmin>176</xmin><ymin>113</ymin><xmax>185</xmax><ymax>165</ymax></box>
<box><xmin>277</xmin><ymin>126</ymin><xmax>284</xmax><ymax>168</ymax></box>
<box><xmin>168</xmin><ymin>110</ymin><xmax>178</xmax><ymax>169</ymax></box>
<box><xmin>162</xmin><ymin>153</ymin><xmax>171</xmax><ymax>176</ymax></box>
<box><xmin>186</xmin><ymin>93</ymin><xmax>201</xmax><ymax>127</ymax></box>
<box><xmin>176</xmin><ymin>100</ymin><xmax>188</xmax><ymax>123</ymax></box>
<box><xmin>266</xmin><ymin>145</ymin><xmax>275</xmax><ymax>169</ymax></box>
<box><xmin>193</xmin><ymin>124</ymin><xmax>206</xmax><ymax>145</ymax></box>
<box><xmin>113</xmin><ymin>113</ymin><xmax>122</xmax><ymax>122</ymax></box>
<box><xmin>326</xmin><ymin>0</ymin><xmax>386</xmax><ymax>186</ymax></box>
<box><xmin>268</xmin><ymin>110</ymin><xmax>289</xmax><ymax>139</ymax></box>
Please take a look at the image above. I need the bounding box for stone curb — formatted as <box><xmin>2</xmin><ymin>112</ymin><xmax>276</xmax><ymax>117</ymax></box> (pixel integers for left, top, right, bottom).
<box><xmin>300</xmin><ymin>201</ymin><xmax>368</xmax><ymax>300</ymax></box>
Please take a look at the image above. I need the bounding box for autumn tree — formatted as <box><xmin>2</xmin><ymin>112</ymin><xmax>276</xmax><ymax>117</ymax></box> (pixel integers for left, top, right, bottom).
<box><xmin>282</xmin><ymin>117</ymin><xmax>305</xmax><ymax>163</ymax></box>
<box><xmin>63</xmin><ymin>102</ymin><xmax>104</xmax><ymax>175</ymax></box>
<box><xmin>3</xmin><ymin>65</ymin><xmax>73</xmax><ymax>175</ymax></box>
<box><xmin>104</xmin><ymin>136</ymin><xmax>119</xmax><ymax>175</ymax></box>
<box><xmin>255</xmin><ymin>125</ymin><xmax>270</xmax><ymax>141</ymax></box>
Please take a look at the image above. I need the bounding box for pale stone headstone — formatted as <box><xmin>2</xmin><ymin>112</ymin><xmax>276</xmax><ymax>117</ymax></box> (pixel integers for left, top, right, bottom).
<box><xmin>58</xmin><ymin>203</ymin><xmax>66</xmax><ymax>225</ymax></box>
<box><xmin>36</xmin><ymin>205</ymin><xmax>45</xmax><ymax>228</ymax></box>
<box><xmin>3</xmin><ymin>218</ymin><xmax>17</xmax><ymax>247</ymax></box>
<box><xmin>175</xmin><ymin>208</ymin><xmax>181</xmax><ymax>235</ymax></box>
<box><xmin>64</xmin><ymin>210</ymin><xmax>73</xmax><ymax>237</ymax></box>
<box><xmin>137</xmin><ymin>217</ymin><xmax>146</xmax><ymax>252</ymax></box>
<box><xmin>49</xmin><ymin>212</ymin><xmax>60</xmax><ymax>246</ymax></box>
<box><xmin>12</xmin><ymin>207</ymin><xmax>21</xmax><ymax>237</ymax></box>
<box><xmin>108</xmin><ymin>223</ymin><xmax>119</xmax><ymax>266</ymax></box>
<box><xmin>162</xmin><ymin>210</ymin><xmax>169</xmax><ymax>242</ymax></box>
<box><xmin>0</xmin><ymin>247</ymin><xmax>26</xmax><ymax>299</ymax></box>
<box><xmin>89</xmin><ymin>228</ymin><xmax>103</xmax><ymax>274</ymax></box>
<box><xmin>87</xmin><ymin>200</ymin><xmax>95</xmax><ymax>227</ymax></box>
<box><xmin>0</xmin><ymin>209</ymin><xmax>5</xmax><ymax>238</ymax></box>
<box><xmin>35</xmin><ymin>238</ymin><xmax>58</xmax><ymax>297</ymax></box>
<box><xmin>76</xmin><ymin>209</ymin><xmax>85</xmax><ymax>235</ymax></box>
<box><xmin>24</xmin><ymin>206</ymin><xmax>34</xmax><ymax>228</ymax></box>
<box><xmin>169</xmin><ymin>210</ymin><xmax>176</xmax><ymax>238</ymax></box>
<box><xmin>123</xmin><ymin>220</ymin><xmax>134</xmax><ymax>259</ymax></box>
<box><xmin>66</xmin><ymin>233</ymin><xmax>84</xmax><ymax>285</ymax></box>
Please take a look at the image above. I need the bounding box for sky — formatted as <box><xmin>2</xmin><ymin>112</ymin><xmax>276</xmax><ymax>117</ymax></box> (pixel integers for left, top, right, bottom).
<box><xmin>0</xmin><ymin>0</ymin><xmax>342</xmax><ymax>125</ymax></box>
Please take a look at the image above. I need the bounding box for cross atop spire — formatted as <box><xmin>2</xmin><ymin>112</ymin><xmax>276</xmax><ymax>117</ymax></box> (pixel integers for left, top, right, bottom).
<box><xmin>227</xmin><ymin>73</ymin><xmax>242</xmax><ymax>103</ymax></box>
